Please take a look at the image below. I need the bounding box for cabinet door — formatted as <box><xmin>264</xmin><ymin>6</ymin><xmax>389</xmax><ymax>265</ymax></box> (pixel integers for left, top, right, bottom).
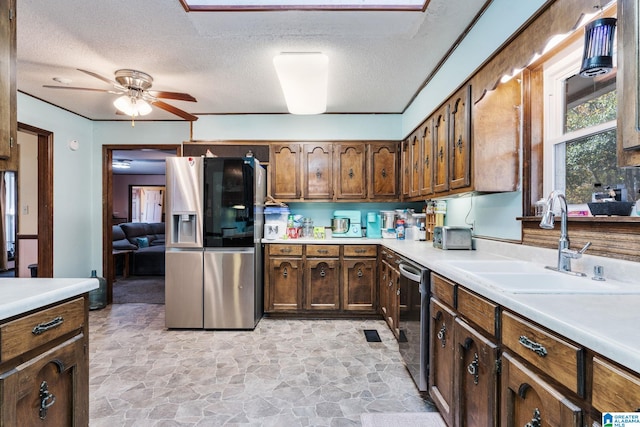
<box><xmin>342</xmin><ymin>258</ymin><xmax>376</xmax><ymax>311</ymax></box>
<box><xmin>433</xmin><ymin>107</ymin><xmax>450</xmax><ymax>193</ymax></box>
<box><xmin>618</xmin><ymin>0</ymin><xmax>640</xmax><ymax>162</ymax></box>
<box><xmin>270</xmin><ymin>143</ymin><xmax>301</xmax><ymax>200</ymax></box>
<box><xmin>267</xmin><ymin>257</ymin><xmax>303</xmax><ymax>312</ymax></box>
<box><xmin>0</xmin><ymin>0</ymin><xmax>16</xmax><ymax>161</ymax></box>
<box><xmin>0</xmin><ymin>335</ymin><xmax>88</xmax><ymax>427</ymax></box>
<box><xmin>449</xmin><ymin>85</ymin><xmax>471</xmax><ymax>190</ymax></box>
<box><xmin>388</xmin><ymin>263</ymin><xmax>400</xmax><ymax>338</ymax></box>
<box><xmin>429</xmin><ymin>297</ymin><xmax>456</xmax><ymax>427</ymax></box>
<box><xmin>378</xmin><ymin>258</ymin><xmax>389</xmax><ymax>318</ymax></box>
<box><xmin>455</xmin><ymin>318</ymin><xmax>499</xmax><ymax>427</ymax></box>
<box><xmin>304</xmin><ymin>258</ymin><xmax>340</xmax><ymax>310</ymax></box>
<box><xmin>420</xmin><ymin>121</ymin><xmax>434</xmax><ymax>196</ymax></box>
<box><xmin>401</xmin><ymin>139</ymin><xmax>411</xmax><ymax>199</ymax></box>
<box><xmin>303</xmin><ymin>143</ymin><xmax>332</xmax><ymax>200</ymax></box>
<box><xmin>335</xmin><ymin>143</ymin><xmax>367</xmax><ymax>199</ymax></box>
<box><xmin>500</xmin><ymin>352</ymin><xmax>582</xmax><ymax>427</ymax></box>
<box><xmin>369</xmin><ymin>142</ymin><xmax>398</xmax><ymax>199</ymax></box>
<box><xmin>592</xmin><ymin>356</ymin><xmax>640</xmax><ymax>413</ymax></box>
<box><xmin>409</xmin><ymin>134</ymin><xmax>421</xmax><ymax>198</ymax></box>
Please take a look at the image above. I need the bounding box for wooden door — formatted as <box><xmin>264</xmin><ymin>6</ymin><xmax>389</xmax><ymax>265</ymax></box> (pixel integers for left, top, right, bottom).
<box><xmin>429</xmin><ymin>297</ymin><xmax>456</xmax><ymax>427</ymax></box>
<box><xmin>420</xmin><ymin>121</ymin><xmax>434</xmax><ymax>196</ymax></box>
<box><xmin>268</xmin><ymin>257</ymin><xmax>303</xmax><ymax>312</ymax></box>
<box><xmin>303</xmin><ymin>143</ymin><xmax>332</xmax><ymax>199</ymax></box>
<box><xmin>342</xmin><ymin>258</ymin><xmax>376</xmax><ymax>311</ymax></box>
<box><xmin>270</xmin><ymin>143</ymin><xmax>301</xmax><ymax>200</ymax></box>
<box><xmin>433</xmin><ymin>107</ymin><xmax>449</xmax><ymax>193</ymax></box>
<box><xmin>304</xmin><ymin>258</ymin><xmax>340</xmax><ymax>310</ymax></box>
<box><xmin>0</xmin><ymin>335</ymin><xmax>88</xmax><ymax>427</ymax></box>
<box><xmin>455</xmin><ymin>318</ymin><xmax>499</xmax><ymax>427</ymax></box>
<box><xmin>335</xmin><ymin>143</ymin><xmax>366</xmax><ymax>199</ymax></box>
<box><xmin>449</xmin><ymin>85</ymin><xmax>471</xmax><ymax>190</ymax></box>
<box><xmin>409</xmin><ymin>133</ymin><xmax>421</xmax><ymax>198</ymax></box>
<box><xmin>500</xmin><ymin>352</ymin><xmax>582</xmax><ymax>427</ymax></box>
<box><xmin>368</xmin><ymin>142</ymin><xmax>398</xmax><ymax>199</ymax></box>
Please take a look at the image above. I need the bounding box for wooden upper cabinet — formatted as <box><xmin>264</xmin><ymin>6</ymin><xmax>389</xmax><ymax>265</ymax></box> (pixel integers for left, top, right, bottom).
<box><xmin>270</xmin><ymin>143</ymin><xmax>301</xmax><ymax>200</ymax></box>
<box><xmin>617</xmin><ymin>0</ymin><xmax>640</xmax><ymax>165</ymax></box>
<box><xmin>335</xmin><ymin>143</ymin><xmax>366</xmax><ymax>200</ymax></box>
<box><xmin>0</xmin><ymin>0</ymin><xmax>16</xmax><ymax>163</ymax></box>
<box><xmin>409</xmin><ymin>134</ymin><xmax>421</xmax><ymax>198</ymax></box>
<box><xmin>302</xmin><ymin>143</ymin><xmax>332</xmax><ymax>200</ymax></box>
<box><xmin>449</xmin><ymin>85</ymin><xmax>471</xmax><ymax>190</ymax></box>
<box><xmin>472</xmin><ymin>76</ymin><xmax>520</xmax><ymax>192</ymax></box>
<box><xmin>433</xmin><ymin>106</ymin><xmax>449</xmax><ymax>193</ymax></box>
<box><xmin>401</xmin><ymin>138</ymin><xmax>411</xmax><ymax>199</ymax></box>
<box><xmin>420</xmin><ymin>121</ymin><xmax>434</xmax><ymax>197</ymax></box>
<box><xmin>368</xmin><ymin>141</ymin><xmax>398</xmax><ymax>200</ymax></box>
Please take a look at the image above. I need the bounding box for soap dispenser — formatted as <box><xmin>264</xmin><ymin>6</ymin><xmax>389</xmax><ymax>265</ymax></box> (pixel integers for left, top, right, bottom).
<box><xmin>635</xmin><ymin>190</ymin><xmax>640</xmax><ymax>216</ymax></box>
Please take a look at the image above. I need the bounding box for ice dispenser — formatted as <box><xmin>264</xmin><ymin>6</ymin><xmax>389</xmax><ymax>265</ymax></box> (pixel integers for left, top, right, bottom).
<box><xmin>172</xmin><ymin>213</ymin><xmax>198</xmax><ymax>245</ymax></box>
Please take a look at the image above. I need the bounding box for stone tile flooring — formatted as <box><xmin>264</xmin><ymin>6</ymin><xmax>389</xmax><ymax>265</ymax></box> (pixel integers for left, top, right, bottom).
<box><xmin>89</xmin><ymin>304</ymin><xmax>437</xmax><ymax>426</ymax></box>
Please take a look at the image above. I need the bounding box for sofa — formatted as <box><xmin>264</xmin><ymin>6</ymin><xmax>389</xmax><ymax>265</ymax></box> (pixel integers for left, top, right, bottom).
<box><xmin>112</xmin><ymin>222</ymin><xmax>165</xmax><ymax>276</ymax></box>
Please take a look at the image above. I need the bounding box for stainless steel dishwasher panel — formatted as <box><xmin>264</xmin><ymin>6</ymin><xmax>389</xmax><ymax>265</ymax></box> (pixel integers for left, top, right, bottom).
<box><xmin>203</xmin><ymin>248</ymin><xmax>256</xmax><ymax>329</ymax></box>
<box><xmin>398</xmin><ymin>260</ymin><xmax>429</xmax><ymax>392</ymax></box>
<box><xmin>165</xmin><ymin>249</ymin><xmax>204</xmax><ymax>329</ymax></box>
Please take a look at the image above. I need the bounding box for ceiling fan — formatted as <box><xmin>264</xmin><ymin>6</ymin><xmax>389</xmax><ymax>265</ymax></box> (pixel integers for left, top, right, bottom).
<box><xmin>43</xmin><ymin>69</ymin><xmax>198</xmax><ymax>122</ymax></box>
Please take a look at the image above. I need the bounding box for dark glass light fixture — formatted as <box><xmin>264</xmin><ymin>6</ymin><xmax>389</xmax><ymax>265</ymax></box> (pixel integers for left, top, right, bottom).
<box><xmin>579</xmin><ymin>17</ymin><xmax>617</xmax><ymax>77</ymax></box>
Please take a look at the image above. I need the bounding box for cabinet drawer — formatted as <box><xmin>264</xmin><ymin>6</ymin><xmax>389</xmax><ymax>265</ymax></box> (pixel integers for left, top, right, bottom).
<box><xmin>501</xmin><ymin>310</ymin><xmax>583</xmax><ymax>395</ymax></box>
<box><xmin>306</xmin><ymin>245</ymin><xmax>340</xmax><ymax>257</ymax></box>
<box><xmin>592</xmin><ymin>356</ymin><xmax>640</xmax><ymax>412</ymax></box>
<box><xmin>457</xmin><ymin>287</ymin><xmax>498</xmax><ymax>337</ymax></box>
<box><xmin>0</xmin><ymin>297</ymin><xmax>85</xmax><ymax>362</ymax></box>
<box><xmin>343</xmin><ymin>245</ymin><xmax>377</xmax><ymax>257</ymax></box>
<box><xmin>268</xmin><ymin>244</ymin><xmax>303</xmax><ymax>256</ymax></box>
<box><xmin>431</xmin><ymin>274</ymin><xmax>455</xmax><ymax>308</ymax></box>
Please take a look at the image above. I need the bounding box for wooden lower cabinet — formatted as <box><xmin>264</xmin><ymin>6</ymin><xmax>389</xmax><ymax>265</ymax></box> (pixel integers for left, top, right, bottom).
<box><xmin>0</xmin><ymin>297</ymin><xmax>89</xmax><ymax>427</ymax></box>
<box><xmin>265</xmin><ymin>244</ymin><xmax>377</xmax><ymax>315</ymax></box>
<box><xmin>429</xmin><ymin>297</ymin><xmax>457</xmax><ymax>427</ymax></box>
<box><xmin>592</xmin><ymin>356</ymin><xmax>640</xmax><ymax>414</ymax></box>
<box><xmin>379</xmin><ymin>253</ymin><xmax>400</xmax><ymax>337</ymax></box>
<box><xmin>304</xmin><ymin>257</ymin><xmax>340</xmax><ymax>310</ymax></box>
<box><xmin>500</xmin><ymin>352</ymin><xmax>582</xmax><ymax>427</ymax></box>
<box><xmin>454</xmin><ymin>318</ymin><xmax>498</xmax><ymax>427</ymax></box>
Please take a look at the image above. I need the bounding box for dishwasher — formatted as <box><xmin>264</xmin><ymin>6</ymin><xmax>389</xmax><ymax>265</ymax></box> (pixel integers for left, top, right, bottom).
<box><xmin>397</xmin><ymin>256</ymin><xmax>430</xmax><ymax>392</ymax></box>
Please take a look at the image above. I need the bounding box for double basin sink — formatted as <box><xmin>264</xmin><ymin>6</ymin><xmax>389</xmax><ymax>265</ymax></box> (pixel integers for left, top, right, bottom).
<box><xmin>444</xmin><ymin>260</ymin><xmax>640</xmax><ymax>294</ymax></box>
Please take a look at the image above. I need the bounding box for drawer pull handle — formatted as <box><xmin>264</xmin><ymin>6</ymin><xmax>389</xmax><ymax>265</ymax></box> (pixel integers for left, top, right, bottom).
<box><xmin>318</xmin><ymin>249</ymin><xmax>328</xmax><ymax>254</ymax></box>
<box><xmin>281</xmin><ymin>247</ymin><xmax>292</xmax><ymax>254</ymax></box>
<box><xmin>524</xmin><ymin>408</ymin><xmax>541</xmax><ymax>427</ymax></box>
<box><xmin>32</xmin><ymin>316</ymin><xmax>64</xmax><ymax>336</ymax></box>
<box><xmin>355</xmin><ymin>248</ymin><xmax>366</xmax><ymax>253</ymax></box>
<box><xmin>437</xmin><ymin>323</ymin><xmax>447</xmax><ymax>347</ymax></box>
<box><xmin>467</xmin><ymin>352</ymin><xmax>479</xmax><ymax>385</ymax></box>
<box><xmin>39</xmin><ymin>381</ymin><xmax>56</xmax><ymax>420</ymax></box>
<box><xmin>519</xmin><ymin>335</ymin><xmax>547</xmax><ymax>357</ymax></box>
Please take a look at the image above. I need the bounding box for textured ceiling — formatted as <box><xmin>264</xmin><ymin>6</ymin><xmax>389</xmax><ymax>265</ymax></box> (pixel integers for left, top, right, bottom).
<box><xmin>17</xmin><ymin>0</ymin><xmax>490</xmax><ymax>122</ymax></box>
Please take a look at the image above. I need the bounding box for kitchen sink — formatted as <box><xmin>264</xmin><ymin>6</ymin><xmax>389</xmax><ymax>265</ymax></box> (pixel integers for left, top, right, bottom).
<box><xmin>444</xmin><ymin>259</ymin><xmax>545</xmax><ymax>274</ymax></box>
<box><xmin>475</xmin><ymin>272</ymin><xmax>637</xmax><ymax>294</ymax></box>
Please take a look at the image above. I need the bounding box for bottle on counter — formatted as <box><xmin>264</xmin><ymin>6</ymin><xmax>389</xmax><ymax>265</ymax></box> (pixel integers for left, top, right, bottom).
<box><xmin>396</xmin><ymin>219</ymin><xmax>405</xmax><ymax>240</ymax></box>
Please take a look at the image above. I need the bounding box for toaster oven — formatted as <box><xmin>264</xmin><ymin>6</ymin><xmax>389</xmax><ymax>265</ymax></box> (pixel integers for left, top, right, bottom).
<box><xmin>433</xmin><ymin>226</ymin><xmax>473</xmax><ymax>250</ymax></box>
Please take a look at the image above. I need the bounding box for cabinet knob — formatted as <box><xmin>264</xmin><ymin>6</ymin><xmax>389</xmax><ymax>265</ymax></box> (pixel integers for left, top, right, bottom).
<box><xmin>438</xmin><ymin>146</ymin><xmax>444</xmax><ymax>161</ymax></box>
<box><xmin>524</xmin><ymin>408</ymin><xmax>541</xmax><ymax>427</ymax></box>
<box><xmin>283</xmin><ymin>267</ymin><xmax>288</xmax><ymax>278</ymax></box>
<box><xmin>357</xmin><ymin>268</ymin><xmax>363</xmax><ymax>278</ymax></box>
<box><xmin>424</xmin><ymin>155</ymin><xmax>429</xmax><ymax>167</ymax></box>
<box><xmin>320</xmin><ymin>266</ymin><xmax>326</xmax><ymax>277</ymax></box>
<box><xmin>381</xmin><ymin>168</ymin><xmax>387</xmax><ymax>178</ymax></box>
<box><xmin>467</xmin><ymin>352</ymin><xmax>479</xmax><ymax>385</ymax></box>
<box><xmin>348</xmin><ymin>168</ymin><xmax>354</xmax><ymax>178</ymax></box>
<box><xmin>437</xmin><ymin>323</ymin><xmax>447</xmax><ymax>347</ymax></box>
<box><xmin>316</xmin><ymin>169</ymin><xmax>322</xmax><ymax>179</ymax></box>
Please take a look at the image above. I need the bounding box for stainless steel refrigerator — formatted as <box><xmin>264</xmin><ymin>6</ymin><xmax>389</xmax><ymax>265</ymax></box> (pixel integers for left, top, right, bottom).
<box><xmin>165</xmin><ymin>156</ymin><xmax>265</xmax><ymax>329</ymax></box>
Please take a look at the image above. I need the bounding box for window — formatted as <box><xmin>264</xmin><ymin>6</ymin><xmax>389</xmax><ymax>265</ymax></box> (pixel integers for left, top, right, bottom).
<box><xmin>544</xmin><ymin>36</ymin><xmax>640</xmax><ymax>206</ymax></box>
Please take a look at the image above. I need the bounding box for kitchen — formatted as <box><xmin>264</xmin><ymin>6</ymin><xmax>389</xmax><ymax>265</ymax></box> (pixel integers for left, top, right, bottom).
<box><xmin>2</xmin><ymin>0</ymin><xmax>640</xmax><ymax>426</ymax></box>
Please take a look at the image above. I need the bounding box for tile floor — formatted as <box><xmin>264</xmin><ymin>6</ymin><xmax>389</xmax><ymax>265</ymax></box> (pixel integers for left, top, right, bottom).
<box><xmin>88</xmin><ymin>303</ymin><xmax>437</xmax><ymax>426</ymax></box>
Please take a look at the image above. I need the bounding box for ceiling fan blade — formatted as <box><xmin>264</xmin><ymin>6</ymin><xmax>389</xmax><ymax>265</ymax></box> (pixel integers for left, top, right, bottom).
<box><xmin>43</xmin><ymin>85</ymin><xmax>122</xmax><ymax>94</ymax></box>
<box><xmin>151</xmin><ymin>100</ymin><xmax>199</xmax><ymax>121</ymax></box>
<box><xmin>77</xmin><ymin>68</ymin><xmax>125</xmax><ymax>90</ymax></box>
<box><xmin>147</xmin><ymin>91</ymin><xmax>197</xmax><ymax>102</ymax></box>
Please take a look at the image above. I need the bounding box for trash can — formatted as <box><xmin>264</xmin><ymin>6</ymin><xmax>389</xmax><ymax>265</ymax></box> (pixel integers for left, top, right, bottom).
<box><xmin>88</xmin><ymin>270</ymin><xmax>107</xmax><ymax>310</ymax></box>
<box><xmin>28</xmin><ymin>264</ymin><xmax>38</xmax><ymax>277</ymax></box>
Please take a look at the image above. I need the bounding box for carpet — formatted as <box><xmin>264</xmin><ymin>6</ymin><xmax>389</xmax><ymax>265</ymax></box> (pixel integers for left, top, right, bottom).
<box><xmin>360</xmin><ymin>412</ymin><xmax>445</xmax><ymax>427</ymax></box>
<box><xmin>112</xmin><ymin>276</ymin><xmax>165</xmax><ymax>304</ymax></box>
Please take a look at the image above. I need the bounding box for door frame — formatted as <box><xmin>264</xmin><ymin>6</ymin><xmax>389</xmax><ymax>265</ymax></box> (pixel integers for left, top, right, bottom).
<box><xmin>102</xmin><ymin>144</ymin><xmax>181</xmax><ymax>304</ymax></box>
<box><xmin>17</xmin><ymin>123</ymin><xmax>54</xmax><ymax>277</ymax></box>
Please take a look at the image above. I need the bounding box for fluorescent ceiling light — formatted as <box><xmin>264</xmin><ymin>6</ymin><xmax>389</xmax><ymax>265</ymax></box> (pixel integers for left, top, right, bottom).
<box><xmin>273</xmin><ymin>53</ymin><xmax>328</xmax><ymax>115</ymax></box>
<box><xmin>113</xmin><ymin>95</ymin><xmax>152</xmax><ymax>117</ymax></box>
<box><xmin>112</xmin><ymin>160</ymin><xmax>131</xmax><ymax>169</ymax></box>
<box><xmin>181</xmin><ymin>0</ymin><xmax>427</xmax><ymax>11</ymax></box>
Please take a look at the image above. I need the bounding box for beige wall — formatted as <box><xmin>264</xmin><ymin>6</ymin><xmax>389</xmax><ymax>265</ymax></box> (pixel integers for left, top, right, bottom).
<box><xmin>18</xmin><ymin>131</ymin><xmax>38</xmax><ymax>234</ymax></box>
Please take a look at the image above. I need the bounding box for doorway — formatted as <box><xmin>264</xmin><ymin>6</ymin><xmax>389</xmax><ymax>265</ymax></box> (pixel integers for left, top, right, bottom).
<box><xmin>102</xmin><ymin>144</ymin><xmax>180</xmax><ymax>304</ymax></box>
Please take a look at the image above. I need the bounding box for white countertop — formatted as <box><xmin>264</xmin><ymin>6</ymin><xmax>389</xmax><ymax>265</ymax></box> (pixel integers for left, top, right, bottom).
<box><xmin>264</xmin><ymin>237</ymin><xmax>640</xmax><ymax>374</ymax></box>
<box><xmin>0</xmin><ymin>278</ymin><xmax>99</xmax><ymax>321</ymax></box>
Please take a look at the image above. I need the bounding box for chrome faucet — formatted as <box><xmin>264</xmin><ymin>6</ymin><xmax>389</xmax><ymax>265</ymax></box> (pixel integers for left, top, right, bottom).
<box><xmin>539</xmin><ymin>190</ymin><xmax>591</xmax><ymax>276</ymax></box>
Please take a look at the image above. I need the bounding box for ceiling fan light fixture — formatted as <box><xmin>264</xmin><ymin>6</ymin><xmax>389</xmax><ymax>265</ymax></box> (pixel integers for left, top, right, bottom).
<box><xmin>113</xmin><ymin>95</ymin><xmax>152</xmax><ymax>117</ymax></box>
<box><xmin>273</xmin><ymin>52</ymin><xmax>328</xmax><ymax>115</ymax></box>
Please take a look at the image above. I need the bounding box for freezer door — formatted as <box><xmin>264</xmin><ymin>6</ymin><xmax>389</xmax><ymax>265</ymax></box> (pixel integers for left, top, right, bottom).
<box><xmin>203</xmin><ymin>248</ymin><xmax>256</xmax><ymax>329</ymax></box>
<box><xmin>165</xmin><ymin>250</ymin><xmax>203</xmax><ymax>328</ymax></box>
